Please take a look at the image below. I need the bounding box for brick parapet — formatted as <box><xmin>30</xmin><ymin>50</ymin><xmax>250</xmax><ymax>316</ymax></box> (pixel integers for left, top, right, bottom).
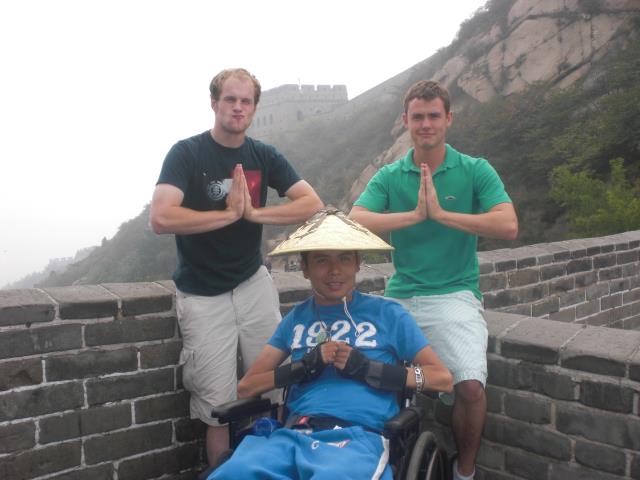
<box><xmin>1</xmin><ymin>231</ymin><xmax>639</xmax><ymax>479</ymax></box>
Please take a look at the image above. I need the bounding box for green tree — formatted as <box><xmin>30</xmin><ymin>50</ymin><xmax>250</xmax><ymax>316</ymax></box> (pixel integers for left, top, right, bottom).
<box><xmin>550</xmin><ymin>158</ymin><xmax>640</xmax><ymax>238</ymax></box>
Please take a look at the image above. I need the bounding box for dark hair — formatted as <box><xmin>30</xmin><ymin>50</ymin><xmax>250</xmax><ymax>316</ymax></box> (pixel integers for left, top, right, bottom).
<box><xmin>403</xmin><ymin>80</ymin><xmax>450</xmax><ymax>114</ymax></box>
<box><xmin>209</xmin><ymin>68</ymin><xmax>261</xmax><ymax>104</ymax></box>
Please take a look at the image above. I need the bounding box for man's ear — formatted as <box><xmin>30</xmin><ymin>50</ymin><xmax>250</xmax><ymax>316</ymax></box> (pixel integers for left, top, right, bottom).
<box><xmin>211</xmin><ymin>96</ymin><xmax>218</xmax><ymax>112</ymax></box>
<box><xmin>402</xmin><ymin>112</ymin><xmax>408</xmax><ymax>129</ymax></box>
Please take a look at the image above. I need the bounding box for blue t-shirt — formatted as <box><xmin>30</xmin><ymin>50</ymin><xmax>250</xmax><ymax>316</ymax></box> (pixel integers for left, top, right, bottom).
<box><xmin>268</xmin><ymin>290</ymin><xmax>428</xmax><ymax>432</ymax></box>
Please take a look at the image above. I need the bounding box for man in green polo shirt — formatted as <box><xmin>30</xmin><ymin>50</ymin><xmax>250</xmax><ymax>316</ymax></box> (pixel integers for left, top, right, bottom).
<box><xmin>349</xmin><ymin>80</ymin><xmax>518</xmax><ymax>480</ymax></box>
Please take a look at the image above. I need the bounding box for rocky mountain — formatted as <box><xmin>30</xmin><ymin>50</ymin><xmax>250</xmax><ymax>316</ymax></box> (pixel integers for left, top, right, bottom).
<box><xmin>33</xmin><ymin>0</ymin><xmax>640</xmax><ymax>287</ymax></box>
<box><xmin>345</xmin><ymin>0</ymin><xmax>640</xmax><ymax>207</ymax></box>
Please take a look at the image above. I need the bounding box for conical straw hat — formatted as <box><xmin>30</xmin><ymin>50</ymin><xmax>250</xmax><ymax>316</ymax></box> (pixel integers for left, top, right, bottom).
<box><xmin>268</xmin><ymin>208</ymin><xmax>393</xmax><ymax>256</ymax></box>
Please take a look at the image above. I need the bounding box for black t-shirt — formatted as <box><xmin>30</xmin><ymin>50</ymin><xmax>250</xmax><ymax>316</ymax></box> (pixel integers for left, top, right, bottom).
<box><xmin>157</xmin><ymin>131</ymin><xmax>301</xmax><ymax>295</ymax></box>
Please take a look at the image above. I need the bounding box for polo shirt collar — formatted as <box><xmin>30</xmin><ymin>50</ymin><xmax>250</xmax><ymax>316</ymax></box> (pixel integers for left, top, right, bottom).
<box><xmin>401</xmin><ymin>144</ymin><xmax>461</xmax><ymax>174</ymax></box>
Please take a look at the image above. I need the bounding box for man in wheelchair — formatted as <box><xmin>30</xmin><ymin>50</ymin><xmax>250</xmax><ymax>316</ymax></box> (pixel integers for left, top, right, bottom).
<box><xmin>208</xmin><ymin>209</ymin><xmax>453</xmax><ymax>479</ymax></box>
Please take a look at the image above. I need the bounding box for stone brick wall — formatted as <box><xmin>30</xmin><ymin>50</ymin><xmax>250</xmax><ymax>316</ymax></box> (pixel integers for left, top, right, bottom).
<box><xmin>1</xmin><ymin>231</ymin><xmax>639</xmax><ymax>479</ymax></box>
<box><xmin>0</xmin><ymin>281</ymin><xmax>202</xmax><ymax>480</ymax></box>
<box><xmin>478</xmin><ymin>230</ymin><xmax>640</xmax><ymax>330</ymax></box>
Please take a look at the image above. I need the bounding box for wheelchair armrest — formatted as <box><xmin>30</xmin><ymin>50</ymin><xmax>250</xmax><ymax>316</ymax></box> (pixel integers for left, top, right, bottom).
<box><xmin>211</xmin><ymin>397</ymin><xmax>274</xmax><ymax>424</ymax></box>
<box><xmin>383</xmin><ymin>405</ymin><xmax>423</xmax><ymax>438</ymax></box>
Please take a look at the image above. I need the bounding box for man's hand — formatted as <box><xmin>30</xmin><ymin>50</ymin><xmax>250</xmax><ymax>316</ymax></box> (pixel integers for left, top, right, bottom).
<box><xmin>320</xmin><ymin>341</ymin><xmax>340</xmax><ymax>365</ymax></box>
<box><xmin>414</xmin><ymin>164</ymin><xmax>428</xmax><ymax>222</ymax></box>
<box><xmin>242</xmin><ymin>173</ymin><xmax>259</xmax><ymax>222</ymax></box>
<box><xmin>333</xmin><ymin>342</ymin><xmax>354</xmax><ymax>371</ymax></box>
<box><xmin>421</xmin><ymin>163</ymin><xmax>443</xmax><ymax>221</ymax></box>
<box><xmin>226</xmin><ymin>164</ymin><xmax>246</xmax><ymax>221</ymax></box>
<box><xmin>334</xmin><ymin>343</ymin><xmax>407</xmax><ymax>392</ymax></box>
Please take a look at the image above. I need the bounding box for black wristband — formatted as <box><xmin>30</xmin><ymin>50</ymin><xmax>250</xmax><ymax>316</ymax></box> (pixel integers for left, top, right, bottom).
<box><xmin>274</xmin><ymin>361</ymin><xmax>308</xmax><ymax>388</ymax></box>
<box><xmin>273</xmin><ymin>344</ymin><xmax>326</xmax><ymax>388</ymax></box>
<box><xmin>339</xmin><ymin>348</ymin><xmax>407</xmax><ymax>392</ymax></box>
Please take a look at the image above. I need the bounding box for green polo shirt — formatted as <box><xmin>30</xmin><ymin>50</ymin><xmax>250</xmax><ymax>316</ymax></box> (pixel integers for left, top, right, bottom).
<box><xmin>354</xmin><ymin>144</ymin><xmax>511</xmax><ymax>299</ymax></box>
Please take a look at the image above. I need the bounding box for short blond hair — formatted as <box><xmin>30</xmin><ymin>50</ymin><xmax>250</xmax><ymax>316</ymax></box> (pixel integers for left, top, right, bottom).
<box><xmin>209</xmin><ymin>68</ymin><xmax>261</xmax><ymax>104</ymax></box>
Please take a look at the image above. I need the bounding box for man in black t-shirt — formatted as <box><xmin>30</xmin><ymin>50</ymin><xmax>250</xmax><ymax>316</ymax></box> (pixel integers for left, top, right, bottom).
<box><xmin>150</xmin><ymin>68</ymin><xmax>323</xmax><ymax>467</ymax></box>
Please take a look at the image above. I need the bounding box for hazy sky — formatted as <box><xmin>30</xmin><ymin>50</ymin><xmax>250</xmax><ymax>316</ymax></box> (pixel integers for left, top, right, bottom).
<box><xmin>0</xmin><ymin>0</ymin><xmax>486</xmax><ymax>287</ymax></box>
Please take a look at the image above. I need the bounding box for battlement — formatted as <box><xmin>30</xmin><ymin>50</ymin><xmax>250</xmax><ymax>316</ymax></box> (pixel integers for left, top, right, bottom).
<box><xmin>248</xmin><ymin>83</ymin><xmax>348</xmax><ymax>136</ymax></box>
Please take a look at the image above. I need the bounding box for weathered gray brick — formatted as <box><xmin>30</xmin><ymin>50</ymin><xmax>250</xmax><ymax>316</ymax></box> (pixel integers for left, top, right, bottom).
<box><xmin>553</xmin><ymin>251</ymin><xmax>571</xmax><ymax>261</ymax></box>
<box><xmin>575</xmin><ymin>299</ymin><xmax>599</xmax><ymax>319</ymax></box>
<box><xmin>575</xmin><ymin>271</ymin><xmax>598</xmax><ymax>288</ymax></box>
<box><xmin>574</xmin><ymin>439</ymin><xmax>625</xmax><ymax>475</ymax></box>
<box><xmin>556</xmin><ymin>402</ymin><xmax>640</xmax><ymax>449</ymax></box>
<box><xmin>0</xmin><ymin>358</ymin><xmax>42</xmax><ymax>391</ymax></box>
<box><xmin>516</xmin><ymin>256</ymin><xmax>537</xmax><ymax>269</ymax></box>
<box><xmin>86</xmin><ymin>368</ymin><xmax>174</xmax><ymax>405</ymax></box>
<box><xmin>117</xmin><ymin>443</ymin><xmax>200</xmax><ymax>480</ymax></box>
<box><xmin>479</xmin><ymin>260</ymin><xmax>495</xmax><ymax>274</ymax></box>
<box><xmin>47</xmin><ymin>464</ymin><xmax>114</xmax><ymax>480</ymax></box>
<box><xmin>623</xmin><ymin>262</ymin><xmax>640</xmax><ymax>276</ymax></box>
<box><xmin>85</xmin><ymin>315</ymin><xmax>176</xmax><ymax>346</ymax></box>
<box><xmin>102</xmin><ymin>282</ymin><xmax>174</xmax><ymax>316</ymax></box>
<box><xmin>518</xmin><ymin>284</ymin><xmax>547</xmax><ymax>303</ymax></box>
<box><xmin>549</xmin><ymin>462</ymin><xmax>627</xmax><ymax>480</ymax></box>
<box><xmin>495</xmin><ymin>260</ymin><xmax>517</xmax><ymax>272</ymax></box>
<box><xmin>585</xmin><ymin>283</ymin><xmax>609</xmax><ymax>300</ymax></box>
<box><xmin>500</xmin><ymin>318</ymin><xmax>582</xmax><ymax>364</ymax></box>
<box><xmin>580</xmin><ymin>380</ymin><xmax>635</xmax><ymax>413</ymax></box>
<box><xmin>594</xmin><ymin>253</ymin><xmax>617</xmax><ymax>269</ymax></box>
<box><xmin>540</xmin><ymin>264</ymin><xmax>565</xmax><ymax>281</ymax></box>
<box><xmin>484</xmin><ymin>414</ymin><xmax>571</xmax><ymax>460</ymax></box>
<box><xmin>0</xmin><ymin>441</ymin><xmax>81</xmax><ymax>480</ymax></box>
<box><xmin>548</xmin><ymin>308</ymin><xmax>576</xmax><ymax>322</ymax></box>
<box><xmin>600</xmin><ymin>293</ymin><xmax>623</xmax><ymax>310</ymax></box>
<box><xmin>140</xmin><ymin>341</ymin><xmax>182</xmax><ymax>369</ymax></box>
<box><xmin>566</xmin><ymin>258</ymin><xmax>592</xmax><ymax>274</ymax></box>
<box><xmin>586</xmin><ymin>246</ymin><xmax>602</xmax><ymax>256</ymax></box>
<box><xmin>601</xmin><ymin>244</ymin><xmax>615</xmax><ymax>253</ymax></box>
<box><xmin>487</xmin><ymin>357</ymin><xmax>578</xmax><ymax>400</ymax></box>
<box><xmin>480</xmin><ymin>273</ymin><xmax>507</xmax><ymax>292</ymax></box>
<box><xmin>507</xmin><ymin>269</ymin><xmax>539</xmax><ymax>287</ymax></box>
<box><xmin>623</xmin><ymin>288</ymin><xmax>640</xmax><ymax>304</ymax></box>
<box><xmin>0</xmin><ymin>420</ymin><xmax>35</xmax><ymax>454</ymax></box>
<box><xmin>43</xmin><ymin>285</ymin><xmax>118</xmax><ymax>319</ymax></box>
<box><xmin>599</xmin><ymin>266</ymin><xmax>623</xmax><ymax>282</ymax></box>
<box><xmin>85</xmin><ymin>422</ymin><xmax>172</xmax><ymax>464</ymax></box>
<box><xmin>617</xmin><ymin>250</ymin><xmax>639</xmax><ymax>264</ymax></box>
<box><xmin>174</xmin><ymin>418</ymin><xmax>206</xmax><ymax>442</ymax></box>
<box><xmin>504</xmin><ymin>391</ymin><xmax>551</xmax><ymax>424</ymax></box>
<box><xmin>583</xmin><ymin>310</ymin><xmax>614</xmax><ymax>327</ymax></box>
<box><xmin>135</xmin><ymin>391</ymin><xmax>190</xmax><ymax>423</ymax></box>
<box><xmin>46</xmin><ymin>347</ymin><xmax>138</xmax><ymax>381</ymax></box>
<box><xmin>484</xmin><ymin>290</ymin><xmax>520</xmax><ymax>309</ymax></box>
<box><xmin>0</xmin><ymin>289</ymin><xmax>55</xmax><ymax>327</ymax></box>
<box><xmin>476</xmin><ymin>440</ymin><xmax>504</xmax><ymax>470</ymax></box>
<box><xmin>631</xmin><ymin>453</ymin><xmax>640</xmax><ymax>480</ymax></box>
<box><xmin>531</xmin><ymin>297</ymin><xmax>559</xmax><ymax>317</ymax></box>
<box><xmin>0</xmin><ymin>325</ymin><xmax>82</xmax><ymax>360</ymax></box>
<box><xmin>0</xmin><ymin>382</ymin><xmax>84</xmax><ymax>421</ymax></box>
<box><xmin>39</xmin><ymin>404</ymin><xmax>132</xmax><ymax>443</ymax></box>
<box><xmin>485</xmin><ymin>385</ymin><xmax>503</xmax><ymax>413</ymax></box>
<box><xmin>609</xmin><ymin>278</ymin><xmax>630</xmax><ymax>294</ymax></box>
<box><xmin>561</xmin><ymin>327</ymin><xmax>640</xmax><ymax>377</ymax></box>
<box><xmin>504</xmin><ymin>448</ymin><xmax>549</xmax><ymax>480</ymax></box>
<box><xmin>549</xmin><ymin>277</ymin><xmax>575</xmax><ymax>294</ymax></box>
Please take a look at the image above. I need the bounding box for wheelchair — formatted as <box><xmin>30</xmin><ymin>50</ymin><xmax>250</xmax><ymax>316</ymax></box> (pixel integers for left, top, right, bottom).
<box><xmin>206</xmin><ymin>391</ymin><xmax>450</xmax><ymax>480</ymax></box>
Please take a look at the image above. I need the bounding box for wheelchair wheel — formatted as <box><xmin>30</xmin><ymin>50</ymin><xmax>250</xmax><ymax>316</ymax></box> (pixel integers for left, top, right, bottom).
<box><xmin>404</xmin><ymin>431</ymin><xmax>447</xmax><ymax>480</ymax></box>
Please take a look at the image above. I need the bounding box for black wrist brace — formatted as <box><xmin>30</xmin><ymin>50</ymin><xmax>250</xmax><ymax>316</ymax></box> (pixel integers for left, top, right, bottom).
<box><xmin>339</xmin><ymin>348</ymin><xmax>407</xmax><ymax>392</ymax></box>
<box><xmin>274</xmin><ymin>344</ymin><xmax>325</xmax><ymax>388</ymax></box>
